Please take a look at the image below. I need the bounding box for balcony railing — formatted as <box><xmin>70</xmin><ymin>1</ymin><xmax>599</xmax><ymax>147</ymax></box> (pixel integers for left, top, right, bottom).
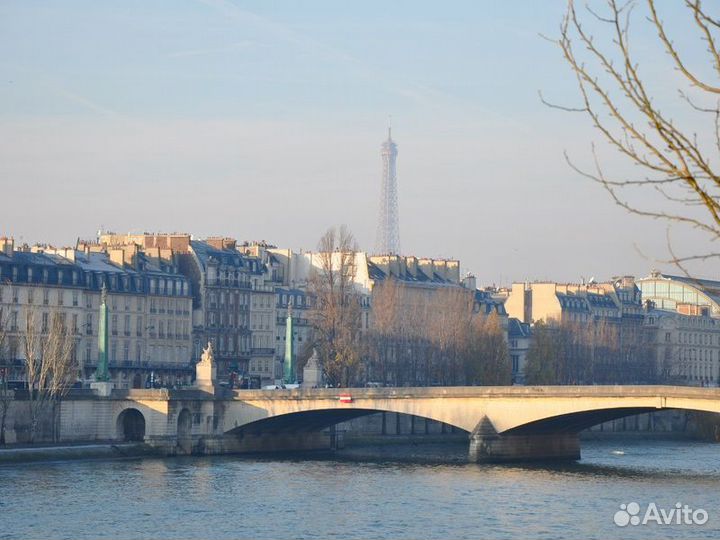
<box><xmin>83</xmin><ymin>360</ymin><xmax>195</xmax><ymax>372</ymax></box>
<box><xmin>250</xmin><ymin>348</ymin><xmax>275</xmax><ymax>356</ymax></box>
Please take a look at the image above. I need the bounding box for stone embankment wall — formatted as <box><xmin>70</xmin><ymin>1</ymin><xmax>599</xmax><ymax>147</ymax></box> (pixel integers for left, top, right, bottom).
<box><xmin>1</xmin><ymin>399</ymin><xmax>56</xmax><ymax>444</ymax></box>
<box><xmin>587</xmin><ymin>410</ymin><xmax>720</xmax><ymax>441</ymax></box>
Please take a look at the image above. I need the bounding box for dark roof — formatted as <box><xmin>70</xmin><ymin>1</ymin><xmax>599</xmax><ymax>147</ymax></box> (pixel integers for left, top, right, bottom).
<box><xmin>556</xmin><ymin>293</ymin><xmax>591</xmax><ymax>311</ymax></box>
<box><xmin>508</xmin><ymin>318</ymin><xmax>531</xmax><ymax>338</ymax></box>
<box><xmin>367</xmin><ymin>261</ymin><xmax>386</xmax><ymax>280</ymax></box>
<box><xmin>0</xmin><ymin>249</ymin><xmax>190</xmax><ymax>295</ymax></box>
<box><xmin>474</xmin><ymin>290</ymin><xmax>507</xmax><ymax>315</ymax></box>
<box><xmin>190</xmin><ymin>240</ymin><xmax>246</xmax><ymax>269</ymax></box>
<box><xmin>586</xmin><ymin>293</ymin><xmax>616</xmax><ymax>307</ymax></box>
<box><xmin>367</xmin><ymin>261</ymin><xmax>451</xmax><ymax>285</ymax></box>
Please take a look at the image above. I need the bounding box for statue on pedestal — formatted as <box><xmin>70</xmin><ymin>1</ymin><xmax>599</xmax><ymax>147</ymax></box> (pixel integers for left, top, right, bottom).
<box><xmin>195</xmin><ymin>342</ymin><xmax>217</xmax><ymax>391</ymax></box>
<box><xmin>200</xmin><ymin>342</ymin><xmax>214</xmax><ymax>365</ymax></box>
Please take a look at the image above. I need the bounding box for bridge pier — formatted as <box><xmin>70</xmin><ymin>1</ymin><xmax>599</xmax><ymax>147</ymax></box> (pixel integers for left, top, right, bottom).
<box><xmin>468</xmin><ymin>418</ymin><xmax>580</xmax><ymax>462</ymax></box>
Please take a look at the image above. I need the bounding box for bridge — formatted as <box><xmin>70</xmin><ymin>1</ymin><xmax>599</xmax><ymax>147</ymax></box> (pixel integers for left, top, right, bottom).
<box><xmin>58</xmin><ymin>385</ymin><xmax>720</xmax><ymax>462</ymax></box>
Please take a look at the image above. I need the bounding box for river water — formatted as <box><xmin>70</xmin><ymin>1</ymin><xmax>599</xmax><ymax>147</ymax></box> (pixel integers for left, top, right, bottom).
<box><xmin>1</xmin><ymin>438</ymin><xmax>719</xmax><ymax>540</ymax></box>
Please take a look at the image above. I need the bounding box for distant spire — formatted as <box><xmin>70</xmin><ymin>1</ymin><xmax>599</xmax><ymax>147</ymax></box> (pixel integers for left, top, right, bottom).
<box><xmin>375</xmin><ymin>122</ymin><xmax>400</xmax><ymax>255</ymax></box>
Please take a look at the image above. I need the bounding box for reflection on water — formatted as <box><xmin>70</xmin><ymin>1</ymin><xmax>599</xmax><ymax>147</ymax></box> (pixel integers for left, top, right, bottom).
<box><xmin>1</xmin><ymin>438</ymin><xmax>719</xmax><ymax>540</ymax></box>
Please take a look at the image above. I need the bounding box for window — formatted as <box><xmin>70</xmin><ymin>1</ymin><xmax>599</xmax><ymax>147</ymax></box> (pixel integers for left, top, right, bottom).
<box><xmin>27</xmin><ymin>289</ymin><xmax>34</xmax><ymax>304</ymax></box>
<box><xmin>86</xmin><ymin>314</ymin><xmax>93</xmax><ymax>335</ymax></box>
<box><xmin>41</xmin><ymin>312</ymin><xmax>49</xmax><ymax>333</ymax></box>
<box><xmin>72</xmin><ymin>291</ymin><xmax>79</xmax><ymax>306</ymax></box>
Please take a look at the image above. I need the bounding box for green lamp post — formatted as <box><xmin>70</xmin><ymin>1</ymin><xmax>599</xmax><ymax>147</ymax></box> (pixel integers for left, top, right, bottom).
<box><xmin>95</xmin><ymin>285</ymin><xmax>110</xmax><ymax>382</ymax></box>
<box><xmin>283</xmin><ymin>303</ymin><xmax>294</xmax><ymax>384</ymax></box>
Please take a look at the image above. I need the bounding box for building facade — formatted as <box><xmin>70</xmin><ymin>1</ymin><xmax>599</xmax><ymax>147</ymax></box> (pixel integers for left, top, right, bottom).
<box><xmin>639</xmin><ymin>272</ymin><xmax>720</xmax><ymax>386</ymax></box>
<box><xmin>645</xmin><ymin>308</ymin><xmax>720</xmax><ymax>386</ymax></box>
<box><xmin>508</xmin><ymin>317</ymin><xmax>531</xmax><ymax>384</ymax></box>
<box><xmin>0</xmin><ymin>237</ymin><xmax>193</xmax><ymax>389</ymax></box>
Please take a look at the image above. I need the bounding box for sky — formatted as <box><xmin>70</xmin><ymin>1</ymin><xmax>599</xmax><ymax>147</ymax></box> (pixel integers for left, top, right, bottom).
<box><xmin>0</xmin><ymin>1</ymin><xmax>715</xmax><ymax>285</ymax></box>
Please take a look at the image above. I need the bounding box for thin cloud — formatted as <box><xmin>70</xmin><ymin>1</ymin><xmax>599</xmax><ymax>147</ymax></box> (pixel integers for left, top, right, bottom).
<box><xmin>167</xmin><ymin>40</ymin><xmax>257</xmax><ymax>58</ymax></box>
<box><xmin>192</xmin><ymin>0</ymin><xmax>459</xmax><ymax>110</ymax></box>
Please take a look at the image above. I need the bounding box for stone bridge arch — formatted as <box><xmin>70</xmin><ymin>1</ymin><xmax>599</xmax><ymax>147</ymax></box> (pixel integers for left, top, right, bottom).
<box><xmin>116</xmin><ymin>408</ymin><xmax>146</xmax><ymax>442</ymax></box>
<box><xmin>219</xmin><ymin>386</ymin><xmax>720</xmax><ymax>461</ymax></box>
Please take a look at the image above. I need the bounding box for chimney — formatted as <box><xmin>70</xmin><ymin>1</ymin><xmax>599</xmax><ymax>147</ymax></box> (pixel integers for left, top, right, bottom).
<box><xmin>406</xmin><ymin>256</ymin><xmax>418</xmax><ymax>278</ymax></box>
<box><xmin>108</xmin><ymin>248</ymin><xmax>125</xmax><ymax>267</ymax></box>
<box><xmin>206</xmin><ymin>237</ymin><xmax>235</xmax><ymax>250</ymax></box>
<box><xmin>462</xmin><ymin>273</ymin><xmax>477</xmax><ymax>290</ymax></box>
<box><xmin>0</xmin><ymin>236</ymin><xmax>14</xmax><ymax>257</ymax></box>
<box><xmin>447</xmin><ymin>260</ymin><xmax>460</xmax><ymax>283</ymax></box>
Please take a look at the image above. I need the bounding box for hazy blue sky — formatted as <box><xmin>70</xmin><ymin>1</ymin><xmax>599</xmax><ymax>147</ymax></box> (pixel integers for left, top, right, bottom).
<box><xmin>0</xmin><ymin>1</ymin><xmax>713</xmax><ymax>284</ymax></box>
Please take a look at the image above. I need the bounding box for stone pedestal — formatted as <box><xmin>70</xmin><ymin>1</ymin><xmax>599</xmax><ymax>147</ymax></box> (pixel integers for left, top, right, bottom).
<box><xmin>90</xmin><ymin>381</ymin><xmax>115</xmax><ymax>397</ymax></box>
<box><xmin>302</xmin><ymin>349</ymin><xmax>322</xmax><ymax>388</ymax></box>
<box><xmin>468</xmin><ymin>417</ymin><xmax>580</xmax><ymax>462</ymax></box>
<box><xmin>195</xmin><ymin>342</ymin><xmax>217</xmax><ymax>393</ymax></box>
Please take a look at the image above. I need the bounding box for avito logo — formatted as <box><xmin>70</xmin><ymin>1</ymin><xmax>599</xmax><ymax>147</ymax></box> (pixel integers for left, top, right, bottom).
<box><xmin>614</xmin><ymin>502</ymin><xmax>709</xmax><ymax>527</ymax></box>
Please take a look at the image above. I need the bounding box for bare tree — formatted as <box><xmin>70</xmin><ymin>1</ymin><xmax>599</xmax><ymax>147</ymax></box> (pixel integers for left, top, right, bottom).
<box><xmin>545</xmin><ymin>0</ymin><xmax>720</xmax><ymax>270</ymax></box>
<box><xmin>0</xmin><ymin>308</ymin><xmax>10</xmax><ymax>445</ymax></box>
<box><xmin>308</xmin><ymin>226</ymin><xmax>362</xmax><ymax>387</ymax></box>
<box><xmin>365</xmin><ymin>281</ymin><xmax>512</xmax><ymax>387</ymax></box>
<box><xmin>23</xmin><ymin>309</ymin><xmax>77</xmax><ymax>443</ymax></box>
<box><xmin>525</xmin><ymin>316</ymin><xmax>659</xmax><ymax>385</ymax></box>
<box><xmin>464</xmin><ymin>312</ymin><xmax>512</xmax><ymax>386</ymax></box>
<box><xmin>365</xmin><ymin>278</ymin><xmax>401</xmax><ymax>385</ymax></box>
